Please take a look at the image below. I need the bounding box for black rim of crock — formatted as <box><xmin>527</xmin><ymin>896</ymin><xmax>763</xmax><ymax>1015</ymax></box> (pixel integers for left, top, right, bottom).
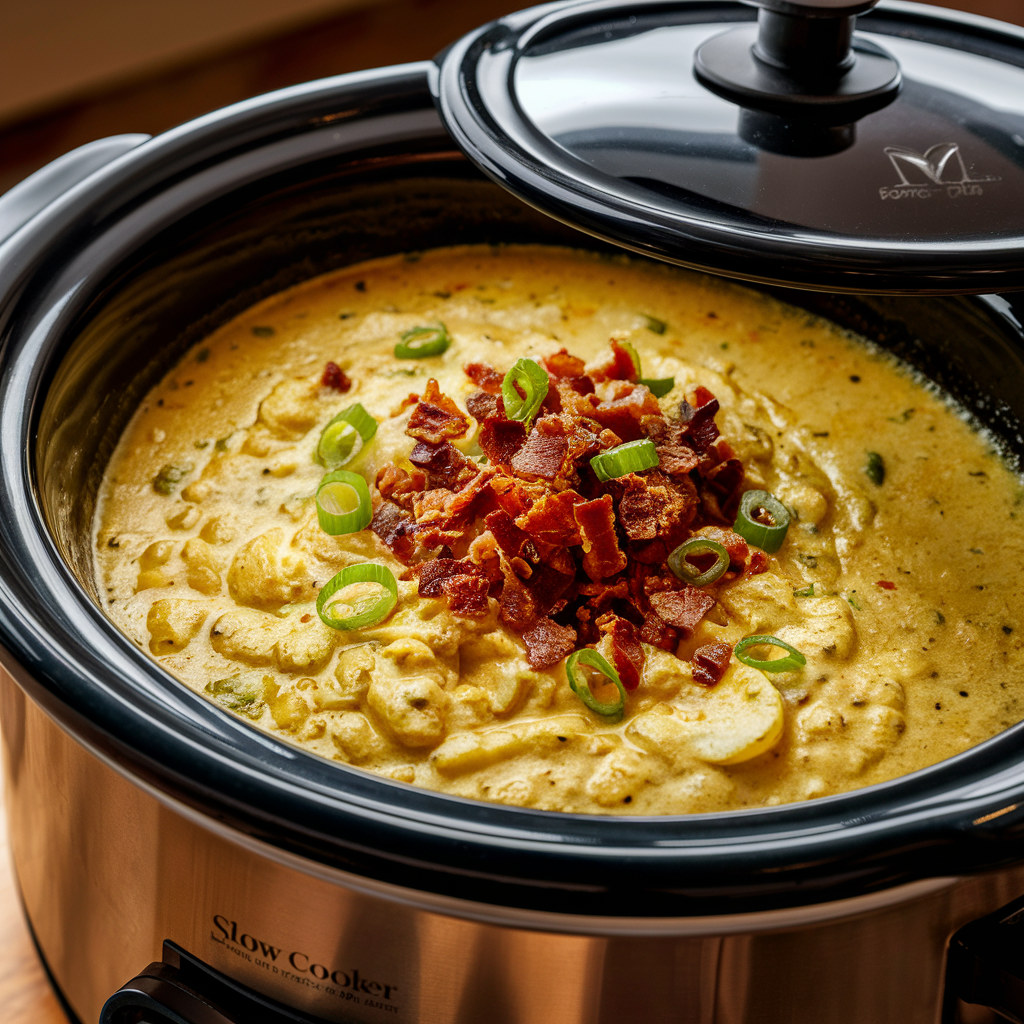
<box><xmin>432</xmin><ymin>0</ymin><xmax>1024</xmax><ymax>295</ymax></box>
<box><xmin>3</xmin><ymin>59</ymin><xmax>1024</xmax><ymax>919</ymax></box>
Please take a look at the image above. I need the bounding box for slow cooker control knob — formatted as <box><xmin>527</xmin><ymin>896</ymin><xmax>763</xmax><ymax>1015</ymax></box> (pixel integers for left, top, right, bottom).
<box><xmin>694</xmin><ymin>0</ymin><xmax>902</xmax><ymax>122</ymax></box>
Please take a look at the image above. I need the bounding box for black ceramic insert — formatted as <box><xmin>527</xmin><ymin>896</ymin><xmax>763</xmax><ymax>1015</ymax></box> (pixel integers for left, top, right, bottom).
<box><xmin>4</xmin><ymin>62</ymin><xmax>1024</xmax><ymax>919</ymax></box>
<box><xmin>433</xmin><ymin>0</ymin><xmax>1024</xmax><ymax>293</ymax></box>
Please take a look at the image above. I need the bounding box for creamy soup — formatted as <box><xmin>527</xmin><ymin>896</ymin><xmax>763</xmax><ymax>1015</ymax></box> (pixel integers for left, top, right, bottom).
<box><xmin>93</xmin><ymin>246</ymin><xmax>1024</xmax><ymax>814</ymax></box>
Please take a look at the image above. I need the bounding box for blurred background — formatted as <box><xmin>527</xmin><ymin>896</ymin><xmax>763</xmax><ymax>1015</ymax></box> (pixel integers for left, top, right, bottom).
<box><xmin>1</xmin><ymin>0</ymin><xmax>1022</xmax><ymax>195</ymax></box>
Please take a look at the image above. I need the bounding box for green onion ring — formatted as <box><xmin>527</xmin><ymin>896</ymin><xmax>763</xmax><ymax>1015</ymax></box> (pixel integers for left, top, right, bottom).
<box><xmin>621</xmin><ymin>340</ymin><xmax>642</xmax><ymax>378</ymax></box>
<box><xmin>639</xmin><ymin>376</ymin><xmax>675</xmax><ymax>398</ymax></box>
<box><xmin>502</xmin><ymin>357</ymin><xmax>550</xmax><ymax>427</ymax></box>
<box><xmin>395</xmin><ymin>322</ymin><xmax>451</xmax><ymax>359</ymax></box>
<box><xmin>317</xmin><ymin>562</ymin><xmax>398</xmax><ymax>630</ymax></box>
<box><xmin>317</xmin><ymin>402</ymin><xmax>378</xmax><ymax>470</ymax></box>
<box><xmin>566</xmin><ymin>649</ymin><xmax>626</xmax><ymax>721</ymax></box>
<box><xmin>590</xmin><ymin>438</ymin><xmax>660</xmax><ymax>482</ymax></box>
<box><xmin>643</xmin><ymin>315</ymin><xmax>667</xmax><ymax>335</ymax></box>
<box><xmin>734</xmin><ymin>635</ymin><xmax>807</xmax><ymax>673</ymax></box>
<box><xmin>316</xmin><ymin>471</ymin><xmax>372</xmax><ymax>535</ymax></box>
<box><xmin>621</xmin><ymin>341</ymin><xmax>674</xmax><ymax>397</ymax></box>
<box><xmin>733</xmin><ymin>489</ymin><xmax>791</xmax><ymax>553</ymax></box>
<box><xmin>668</xmin><ymin>538</ymin><xmax>730</xmax><ymax>586</ymax></box>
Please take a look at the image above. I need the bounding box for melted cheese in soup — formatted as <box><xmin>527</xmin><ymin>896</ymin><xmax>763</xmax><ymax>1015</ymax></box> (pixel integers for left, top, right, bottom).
<box><xmin>93</xmin><ymin>246</ymin><xmax>1024</xmax><ymax>814</ymax></box>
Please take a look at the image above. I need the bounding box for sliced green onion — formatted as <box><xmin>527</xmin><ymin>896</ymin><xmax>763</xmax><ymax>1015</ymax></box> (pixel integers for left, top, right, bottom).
<box><xmin>566</xmin><ymin>648</ymin><xmax>626</xmax><ymax>721</ymax></box>
<box><xmin>639</xmin><ymin>377</ymin><xmax>675</xmax><ymax>398</ymax></box>
<box><xmin>623</xmin><ymin>340</ymin><xmax>674</xmax><ymax>397</ymax></box>
<box><xmin>733</xmin><ymin>490</ymin><xmax>791</xmax><ymax>553</ymax></box>
<box><xmin>734</xmin><ymin>635</ymin><xmax>806</xmax><ymax>673</ymax></box>
<box><xmin>316</xmin><ymin>470</ymin><xmax>371</xmax><ymax>535</ymax></box>
<box><xmin>317</xmin><ymin>402</ymin><xmax>378</xmax><ymax>470</ymax></box>
<box><xmin>590</xmin><ymin>439</ymin><xmax>659</xmax><ymax>482</ymax></box>
<box><xmin>395</xmin><ymin>322</ymin><xmax>451</xmax><ymax>359</ymax></box>
<box><xmin>317</xmin><ymin>563</ymin><xmax>398</xmax><ymax>630</ymax></box>
<box><xmin>502</xmin><ymin>358</ymin><xmax>549</xmax><ymax>427</ymax></box>
<box><xmin>642</xmin><ymin>315</ymin><xmax>667</xmax><ymax>334</ymax></box>
<box><xmin>865</xmin><ymin>450</ymin><xmax>885</xmax><ymax>485</ymax></box>
<box><xmin>668</xmin><ymin>538</ymin><xmax>730</xmax><ymax>586</ymax></box>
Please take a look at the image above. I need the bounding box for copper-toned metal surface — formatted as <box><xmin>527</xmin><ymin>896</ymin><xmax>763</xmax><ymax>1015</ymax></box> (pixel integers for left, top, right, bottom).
<box><xmin>3</xmin><ymin>665</ymin><xmax>1024</xmax><ymax>1024</ymax></box>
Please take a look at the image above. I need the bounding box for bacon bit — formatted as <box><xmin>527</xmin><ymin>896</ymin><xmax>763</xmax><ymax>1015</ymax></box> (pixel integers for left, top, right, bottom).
<box><xmin>544</xmin><ymin>348</ymin><xmax>587</xmax><ymax>378</ymax></box>
<box><xmin>701</xmin><ymin>458</ymin><xmax>745</xmax><ymax>522</ymax></box>
<box><xmin>485</xmin><ymin>510</ymin><xmax>538</xmax><ymax>561</ymax></box>
<box><xmin>695</xmin><ymin>526</ymin><xmax>749</xmax><ymax>568</ymax></box>
<box><xmin>446</xmin><ymin>574</ymin><xmax>491</xmax><ymax>615</ymax></box>
<box><xmin>479</xmin><ymin>418</ymin><xmax>527</xmax><ymax>465</ymax></box>
<box><xmin>747</xmin><ymin>550</ymin><xmax>769</xmax><ymax>576</ymax></box>
<box><xmin>587</xmin><ymin>385</ymin><xmax>663</xmax><ymax>442</ymax></box>
<box><xmin>417</xmin><ymin>557</ymin><xmax>482</xmax><ymax>596</ymax></box>
<box><xmin>639</xmin><ymin>611</ymin><xmax>679</xmax><ymax>652</ymax></box>
<box><xmin>484</xmin><ymin>474</ymin><xmax>534</xmax><ymax>518</ymax></box>
<box><xmin>522</xmin><ymin>617</ymin><xmax>577</xmax><ymax>669</ymax></box>
<box><xmin>407</xmin><ymin>379</ymin><xmax>471</xmax><ymax>444</ymax></box>
<box><xmin>562</xmin><ymin>375</ymin><xmax>595</xmax><ymax>397</ymax></box>
<box><xmin>321</xmin><ymin>361</ymin><xmax>351</xmax><ymax>392</ymax></box>
<box><xmin>397</xmin><ymin>393</ymin><xmax>420</xmax><ymax>414</ymax></box>
<box><xmin>657</xmin><ymin>444</ymin><xmax>700</xmax><ymax>476</ymax></box>
<box><xmin>676</xmin><ymin>390</ymin><xmax>720</xmax><ymax>453</ymax></box>
<box><xmin>468</xmin><ymin>531</ymin><xmax>504</xmax><ymax>583</ymax></box>
<box><xmin>518</xmin><ymin>491</ymin><xmax>583</xmax><ymax>551</ymax></box>
<box><xmin>616</xmin><ymin>471</ymin><xmax>698</xmax><ymax>544</ymax></box>
<box><xmin>416</xmin><ymin>558</ymin><xmax>491</xmax><ymax>616</ymax></box>
<box><xmin>375</xmin><ymin>464</ymin><xmax>426</xmax><ymax>510</ymax></box>
<box><xmin>466</xmin><ymin>390</ymin><xmax>501</xmax><ymax>421</ymax></box>
<box><xmin>465</xmin><ymin>362</ymin><xmax>505</xmax><ymax>395</ymax></box>
<box><xmin>648</xmin><ymin>586</ymin><xmax>716</xmax><ymax>637</ymax></box>
<box><xmin>575</xmin><ymin>495</ymin><xmax>627</xmax><ymax>580</ymax></box>
<box><xmin>370</xmin><ymin>501</ymin><xmax>416</xmax><ymax>563</ymax></box>
<box><xmin>592</xmin><ymin>338</ymin><xmax>639</xmax><ymax>382</ymax></box>
<box><xmin>579</xmin><ymin>578</ymin><xmax>630</xmax><ymax>613</ymax></box>
<box><xmin>499</xmin><ymin>570</ymin><xmax>539</xmax><ymax>630</ymax></box>
<box><xmin>409</xmin><ymin>440</ymin><xmax>476</xmax><ymax>491</ymax></box>
<box><xmin>511</xmin><ymin>426</ymin><xmax>569</xmax><ymax>480</ymax></box>
<box><xmin>876</xmin><ymin>580</ymin><xmax>897</xmax><ymax>590</ymax></box>
<box><xmin>692</xmin><ymin>643</ymin><xmax>732</xmax><ymax>687</ymax></box>
<box><xmin>597</xmin><ymin>613</ymin><xmax>645</xmax><ymax>690</ymax></box>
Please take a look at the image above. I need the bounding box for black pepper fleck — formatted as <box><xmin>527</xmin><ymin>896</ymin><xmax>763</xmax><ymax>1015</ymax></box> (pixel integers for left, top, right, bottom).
<box><xmin>850</xmin><ymin>375</ymin><xmax>861</xmax><ymax>383</ymax></box>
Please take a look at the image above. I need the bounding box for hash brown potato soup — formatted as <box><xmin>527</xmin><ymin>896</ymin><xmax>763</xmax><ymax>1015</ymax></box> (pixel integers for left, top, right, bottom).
<box><xmin>93</xmin><ymin>246</ymin><xmax>1024</xmax><ymax>814</ymax></box>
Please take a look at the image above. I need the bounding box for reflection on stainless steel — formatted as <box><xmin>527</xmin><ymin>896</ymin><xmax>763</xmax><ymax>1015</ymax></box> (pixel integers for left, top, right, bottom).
<box><xmin>4</xmin><ymin>665</ymin><xmax>1024</xmax><ymax>1024</ymax></box>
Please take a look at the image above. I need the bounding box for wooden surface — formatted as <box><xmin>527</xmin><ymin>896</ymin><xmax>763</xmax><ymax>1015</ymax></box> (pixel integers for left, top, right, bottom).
<box><xmin>0</xmin><ymin>765</ymin><xmax>69</xmax><ymax>1023</ymax></box>
<box><xmin>0</xmin><ymin>1</ymin><xmax>1020</xmax><ymax>1022</ymax></box>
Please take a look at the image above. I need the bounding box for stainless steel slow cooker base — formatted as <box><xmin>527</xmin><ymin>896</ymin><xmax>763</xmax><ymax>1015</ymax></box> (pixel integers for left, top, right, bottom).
<box><xmin>4</xmin><ymin>665</ymin><xmax>1021</xmax><ymax>1024</ymax></box>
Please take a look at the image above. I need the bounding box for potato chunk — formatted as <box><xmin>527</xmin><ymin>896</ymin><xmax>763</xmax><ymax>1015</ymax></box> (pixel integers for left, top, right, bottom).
<box><xmin>368</xmin><ymin>675</ymin><xmax>449</xmax><ymax>748</ymax></box>
<box><xmin>227</xmin><ymin>528</ymin><xmax>311</xmax><ymax>609</ymax></box>
<box><xmin>210</xmin><ymin>608</ymin><xmax>280</xmax><ymax>665</ymax></box>
<box><xmin>257</xmin><ymin>378</ymin><xmax>320</xmax><ymax>439</ymax></box>
<box><xmin>182</xmin><ymin>538</ymin><xmax>222</xmax><ymax>596</ymax></box>
<box><xmin>147</xmin><ymin>599</ymin><xmax>207</xmax><ymax>655</ymax></box>
<box><xmin>274</xmin><ymin>618</ymin><xmax>338</xmax><ymax>674</ymax></box>
<box><xmin>628</xmin><ymin>664</ymin><xmax>783</xmax><ymax>765</ymax></box>
<box><xmin>431</xmin><ymin>715</ymin><xmax>590</xmax><ymax>775</ymax></box>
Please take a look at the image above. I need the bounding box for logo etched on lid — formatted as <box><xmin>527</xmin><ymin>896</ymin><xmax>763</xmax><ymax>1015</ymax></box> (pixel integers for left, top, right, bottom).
<box><xmin>880</xmin><ymin>143</ymin><xmax>1000</xmax><ymax>200</ymax></box>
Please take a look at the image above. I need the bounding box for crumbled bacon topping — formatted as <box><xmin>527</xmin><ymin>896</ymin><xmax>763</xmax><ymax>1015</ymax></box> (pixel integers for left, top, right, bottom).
<box><xmin>321</xmin><ymin>361</ymin><xmax>352</xmax><ymax>392</ymax></box>
<box><xmin>367</xmin><ymin>340</ymin><xmax>758</xmax><ymax>697</ymax></box>
<box><xmin>692</xmin><ymin>643</ymin><xmax>732</xmax><ymax>687</ymax></box>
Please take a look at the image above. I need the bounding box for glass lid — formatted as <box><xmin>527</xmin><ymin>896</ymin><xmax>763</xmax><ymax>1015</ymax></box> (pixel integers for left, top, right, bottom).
<box><xmin>432</xmin><ymin>0</ymin><xmax>1024</xmax><ymax>293</ymax></box>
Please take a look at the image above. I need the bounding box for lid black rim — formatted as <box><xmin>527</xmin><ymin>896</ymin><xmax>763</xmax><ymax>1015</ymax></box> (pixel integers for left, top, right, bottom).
<box><xmin>3</xmin><ymin>61</ymin><xmax>1024</xmax><ymax>918</ymax></box>
<box><xmin>433</xmin><ymin>0</ymin><xmax>1024</xmax><ymax>294</ymax></box>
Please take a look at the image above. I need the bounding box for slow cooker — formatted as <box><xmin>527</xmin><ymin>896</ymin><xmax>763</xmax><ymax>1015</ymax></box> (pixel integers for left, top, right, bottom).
<box><xmin>3</xmin><ymin>2</ymin><xmax>1024</xmax><ymax>1021</ymax></box>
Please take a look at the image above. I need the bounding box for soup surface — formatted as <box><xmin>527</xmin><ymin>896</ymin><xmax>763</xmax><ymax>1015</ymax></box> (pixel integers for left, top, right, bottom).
<box><xmin>93</xmin><ymin>246</ymin><xmax>1024</xmax><ymax>814</ymax></box>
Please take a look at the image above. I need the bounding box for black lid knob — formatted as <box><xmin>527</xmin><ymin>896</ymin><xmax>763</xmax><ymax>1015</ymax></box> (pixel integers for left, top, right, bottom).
<box><xmin>694</xmin><ymin>0</ymin><xmax>901</xmax><ymax>124</ymax></box>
